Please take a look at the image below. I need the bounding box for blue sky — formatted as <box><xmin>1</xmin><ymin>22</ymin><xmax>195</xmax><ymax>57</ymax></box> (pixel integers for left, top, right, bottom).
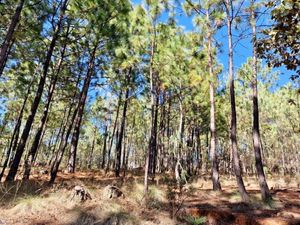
<box><xmin>132</xmin><ymin>0</ymin><xmax>293</xmax><ymax>87</ymax></box>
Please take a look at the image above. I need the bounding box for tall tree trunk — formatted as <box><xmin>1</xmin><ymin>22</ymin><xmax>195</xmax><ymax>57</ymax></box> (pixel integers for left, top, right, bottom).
<box><xmin>106</xmin><ymin>91</ymin><xmax>122</xmax><ymax>173</ymax></box>
<box><xmin>121</xmin><ymin>129</ymin><xmax>128</xmax><ymax>177</ymax></box>
<box><xmin>115</xmin><ymin>74</ymin><xmax>130</xmax><ymax>177</ymax></box>
<box><xmin>144</xmin><ymin>20</ymin><xmax>156</xmax><ymax>193</ymax></box>
<box><xmin>101</xmin><ymin>125</ymin><xmax>108</xmax><ymax>169</ymax></box>
<box><xmin>151</xmin><ymin>94</ymin><xmax>159</xmax><ymax>177</ymax></box>
<box><xmin>87</xmin><ymin>128</ymin><xmax>97</xmax><ymax>170</ymax></box>
<box><xmin>49</xmin><ymin>106</ymin><xmax>78</xmax><ymax>184</ymax></box>
<box><xmin>48</xmin><ymin>71</ymin><xmax>82</xmax><ymax>184</ymax></box>
<box><xmin>0</xmin><ymin>83</ymin><xmax>30</xmax><ymax>181</ymax></box>
<box><xmin>158</xmin><ymin>93</ymin><xmax>166</xmax><ymax>173</ymax></box>
<box><xmin>0</xmin><ymin>0</ymin><xmax>25</xmax><ymax>76</ymax></box>
<box><xmin>251</xmin><ymin>3</ymin><xmax>271</xmax><ymax>201</ymax></box>
<box><xmin>196</xmin><ymin>128</ymin><xmax>202</xmax><ymax>173</ymax></box>
<box><xmin>5</xmin><ymin>0</ymin><xmax>68</xmax><ymax>182</ymax></box>
<box><xmin>47</xmin><ymin>108</ymin><xmax>67</xmax><ymax>166</ymax></box>
<box><xmin>67</xmin><ymin>44</ymin><xmax>97</xmax><ymax>173</ymax></box>
<box><xmin>178</xmin><ymin>99</ymin><xmax>184</xmax><ymax>163</ymax></box>
<box><xmin>124</xmin><ymin>116</ymin><xmax>135</xmax><ymax>174</ymax></box>
<box><xmin>23</xmin><ymin>31</ymin><xmax>68</xmax><ymax>180</ymax></box>
<box><xmin>206</xmin><ymin>13</ymin><xmax>222</xmax><ymax>190</ymax></box>
<box><xmin>225</xmin><ymin>0</ymin><xmax>249</xmax><ymax>202</ymax></box>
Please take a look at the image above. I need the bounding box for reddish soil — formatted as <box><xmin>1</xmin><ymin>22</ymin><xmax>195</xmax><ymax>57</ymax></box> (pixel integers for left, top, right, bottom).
<box><xmin>0</xmin><ymin>170</ymin><xmax>299</xmax><ymax>225</ymax></box>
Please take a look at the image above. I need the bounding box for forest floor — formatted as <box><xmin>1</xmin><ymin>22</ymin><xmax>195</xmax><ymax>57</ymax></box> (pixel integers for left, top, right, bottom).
<box><xmin>0</xmin><ymin>169</ymin><xmax>299</xmax><ymax>225</ymax></box>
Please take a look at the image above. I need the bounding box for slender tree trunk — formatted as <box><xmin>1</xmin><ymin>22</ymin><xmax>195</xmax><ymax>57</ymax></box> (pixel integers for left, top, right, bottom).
<box><xmin>33</xmin><ymin>120</ymin><xmax>48</xmax><ymax>164</ymax></box>
<box><xmin>106</xmin><ymin>91</ymin><xmax>122</xmax><ymax>173</ymax></box>
<box><xmin>23</xmin><ymin>32</ymin><xmax>68</xmax><ymax>180</ymax></box>
<box><xmin>101</xmin><ymin>125</ymin><xmax>108</xmax><ymax>169</ymax></box>
<box><xmin>251</xmin><ymin>3</ymin><xmax>271</xmax><ymax>201</ymax></box>
<box><xmin>178</xmin><ymin>99</ymin><xmax>184</xmax><ymax>162</ymax></box>
<box><xmin>0</xmin><ymin>84</ymin><xmax>30</xmax><ymax>181</ymax></box>
<box><xmin>196</xmin><ymin>128</ymin><xmax>202</xmax><ymax>174</ymax></box>
<box><xmin>124</xmin><ymin>116</ymin><xmax>135</xmax><ymax>174</ymax></box>
<box><xmin>67</xmin><ymin>44</ymin><xmax>97</xmax><ymax>173</ymax></box>
<box><xmin>87</xmin><ymin>128</ymin><xmax>97</xmax><ymax>170</ymax></box>
<box><xmin>49</xmin><ymin>106</ymin><xmax>78</xmax><ymax>184</ymax></box>
<box><xmin>0</xmin><ymin>0</ymin><xmax>25</xmax><ymax>76</ymax></box>
<box><xmin>121</xmin><ymin>129</ymin><xmax>128</xmax><ymax>177</ymax></box>
<box><xmin>145</xmin><ymin>20</ymin><xmax>156</xmax><ymax>193</ymax></box>
<box><xmin>158</xmin><ymin>93</ymin><xmax>166</xmax><ymax>173</ymax></box>
<box><xmin>206</xmin><ymin>14</ymin><xmax>222</xmax><ymax>190</ymax></box>
<box><xmin>45</xmin><ymin>129</ymin><xmax>56</xmax><ymax>163</ymax></box>
<box><xmin>115</xmin><ymin>75</ymin><xmax>130</xmax><ymax>177</ymax></box>
<box><xmin>47</xmin><ymin>108</ymin><xmax>67</xmax><ymax>166</ymax></box>
<box><xmin>48</xmin><ymin>71</ymin><xmax>81</xmax><ymax>184</ymax></box>
<box><xmin>225</xmin><ymin>0</ymin><xmax>249</xmax><ymax>202</ymax></box>
<box><xmin>5</xmin><ymin>0</ymin><xmax>68</xmax><ymax>182</ymax></box>
<box><xmin>151</xmin><ymin>94</ymin><xmax>159</xmax><ymax>177</ymax></box>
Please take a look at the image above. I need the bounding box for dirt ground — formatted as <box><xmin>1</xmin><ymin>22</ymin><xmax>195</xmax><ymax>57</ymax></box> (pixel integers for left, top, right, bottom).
<box><xmin>0</xmin><ymin>170</ymin><xmax>299</xmax><ymax>225</ymax></box>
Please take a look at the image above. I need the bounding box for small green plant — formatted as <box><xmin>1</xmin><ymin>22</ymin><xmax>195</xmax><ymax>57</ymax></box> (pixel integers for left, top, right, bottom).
<box><xmin>184</xmin><ymin>215</ymin><xmax>206</xmax><ymax>225</ymax></box>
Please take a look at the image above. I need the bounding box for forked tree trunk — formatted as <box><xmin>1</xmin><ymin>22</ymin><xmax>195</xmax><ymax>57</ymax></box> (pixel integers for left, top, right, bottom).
<box><xmin>0</xmin><ymin>0</ymin><xmax>25</xmax><ymax>76</ymax></box>
<box><xmin>251</xmin><ymin>3</ymin><xmax>271</xmax><ymax>202</ymax></box>
<box><xmin>225</xmin><ymin>0</ymin><xmax>249</xmax><ymax>202</ymax></box>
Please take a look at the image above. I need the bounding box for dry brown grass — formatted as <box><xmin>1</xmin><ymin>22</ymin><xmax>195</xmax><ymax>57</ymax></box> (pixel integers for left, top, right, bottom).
<box><xmin>0</xmin><ymin>172</ymin><xmax>299</xmax><ymax>225</ymax></box>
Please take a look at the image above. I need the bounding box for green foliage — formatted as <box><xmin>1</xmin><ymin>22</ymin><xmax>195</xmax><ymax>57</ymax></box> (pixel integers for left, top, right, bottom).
<box><xmin>0</xmin><ymin>0</ymin><xmax>299</xmax><ymax>186</ymax></box>
<box><xmin>258</xmin><ymin>0</ymin><xmax>300</xmax><ymax>79</ymax></box>
<box><xmin>184</xmin><ymin>215</ymin><xmax>207</xmax><ymax>225</ymax></box>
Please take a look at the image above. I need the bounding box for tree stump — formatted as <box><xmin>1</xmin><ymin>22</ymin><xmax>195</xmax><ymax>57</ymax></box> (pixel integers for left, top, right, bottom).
<box><xmin>103</xmin><ymin>185</ymin><xmax>124</xmax><ymax>199</ymax></box>
<box><xmin>71</xmin><ymin>185</ymin><xmax>92</xmax><ymax>201</ymax></box>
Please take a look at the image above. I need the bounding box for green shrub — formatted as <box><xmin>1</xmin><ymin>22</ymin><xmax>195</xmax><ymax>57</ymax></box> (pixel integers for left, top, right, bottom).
<box><xmin>184</xmin><ymin>215</ymin><xmax>206</xmax><ymax>225</ymax></box>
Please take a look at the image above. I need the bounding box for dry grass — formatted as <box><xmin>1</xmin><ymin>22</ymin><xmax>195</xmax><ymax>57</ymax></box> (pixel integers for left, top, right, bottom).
<box><xmin>0</xmin><ymin>172</ymin><xmax>299</xmax><ymax>225</ymax></box>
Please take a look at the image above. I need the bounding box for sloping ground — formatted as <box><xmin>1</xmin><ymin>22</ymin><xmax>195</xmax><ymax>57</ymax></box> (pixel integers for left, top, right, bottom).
<box><xmin>0</xmin><ymin>171</ymin><xmax>299</xmax><ymax>225</ymax></box>
<box><xmin>178</xmin><ymin>178</ymin><xmax>300</xmax><ymax>225</ymax></box>
<box><xmin>0</xmin><ymin>172</ymin><xmax>175</xmax><ymax>225</ymax></box>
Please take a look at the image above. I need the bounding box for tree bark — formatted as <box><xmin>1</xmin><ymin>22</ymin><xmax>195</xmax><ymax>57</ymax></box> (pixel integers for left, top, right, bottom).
<box><xmin>23</xmin><ymin>29</ymin><xmax>69</xmax><ymax>179</ymax></box>
<box><xmin>0</xmin><ymin>0</ymin><xmax>25</xmax><ymax>76</ymax></box>
<box><xmin>106</xmin><ymin>90</ymin><xmax>122</xmax><ymax>173</ymax></box>
<box><xmin>144</xmin><ymin>19</ymin><xmax>156</xmax><ymax>193</ymax></box>
<box><xmin>67</xmin><ymin>44</ymin><xmax>97</xmax><ymax>173</ymax></box>
<box><xmin>48</xmin><ymin>71</ymin><xmax>82</xmax><ymax>184</ymax></box>
<box><xmin>0</xmin><ymin>83</ymin><xmax>30</xmax><ymax>181</ymax></box>
<box><xmin>5</xmin><ymin>0</ymin><xmax>68</xmax><ymax>182</ymax></box>
<box><xmin>206</xmin><ymin>11</ymin><xmax>222</xmax><ymax>190</ymax></box>
<box><xmin>151</xmin><ymin>94</ymin><xmax>159</xmax><ymax>176</ymax></box>
<box><xmin>225</xmin><ymin>0</ymin><xmax>249</xmax><ymax>202</ymax></box>
<box><xmin>49</xmin><ymin>105</ymin><xmax>78</xmax><ymax>184</ymax></box>
<box><xmin>87</xmin><ymin>128</ymin><xmax>97</xmax><ymax>170</ymax></box>
<box><xmin>47</xmin><ymin>108</ymin><xmax>67</xmax><ymax>166</ymax></box>
<box><xmin>196</xmin><ymin>128</ymin><xmax>202</xmax><ymax>173</ymax></box>
<box><xmin>251</xmin><ymin>3</ymin><xmax>271</xmax><ymax>201</ymax></box>
<box><xmin>115</xmin><ymin>72</ymin><xmax>130</xmax><ymax>177</ymax></box>
<box><xmin>101</xmin><ymin>125</ymin><xmax>108</xmax><ymax>169</ymax></box>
